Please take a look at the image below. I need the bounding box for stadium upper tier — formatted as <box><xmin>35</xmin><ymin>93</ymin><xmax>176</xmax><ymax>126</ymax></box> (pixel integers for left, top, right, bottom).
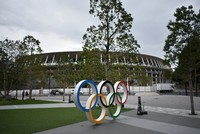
<box><xmin>29</xmin><ymin>51</ymin><xmax>169</xmax><ymax>70</ymax></box>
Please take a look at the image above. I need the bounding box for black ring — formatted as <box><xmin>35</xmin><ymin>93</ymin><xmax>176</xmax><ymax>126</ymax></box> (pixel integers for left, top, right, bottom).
<box><xmin>99</xmin><ymin>80</ymin><xmax>115</xmax><ymax>108</ymax></box>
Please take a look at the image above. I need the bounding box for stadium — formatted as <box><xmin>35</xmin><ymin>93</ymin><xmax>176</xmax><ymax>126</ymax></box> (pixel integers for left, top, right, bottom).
<box><xmin>21</xmin><ymin>51</ymin><xmax>172</xmax><ymax>95</ymax></box>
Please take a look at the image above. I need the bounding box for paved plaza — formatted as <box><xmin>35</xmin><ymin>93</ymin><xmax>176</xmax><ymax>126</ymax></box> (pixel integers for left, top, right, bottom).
<box><xmin>1</xmin><ymin>93</ymin><xmax>200</xmax><ymax>134</ymax></box>
<box><xmin>35</xmin><ymin>110</ymin><xmax>200</xmax><ymax>134</ymax></box>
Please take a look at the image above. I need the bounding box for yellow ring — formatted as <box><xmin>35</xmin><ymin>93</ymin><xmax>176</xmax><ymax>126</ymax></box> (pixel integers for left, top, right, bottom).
<box><xmin>89</xmin><ymin>94</ymin><xmax>108</xmax><ymax>124</ymax></box>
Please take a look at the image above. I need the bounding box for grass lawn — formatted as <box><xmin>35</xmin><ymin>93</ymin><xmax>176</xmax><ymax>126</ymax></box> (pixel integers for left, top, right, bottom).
<box><xmin>0</xmin><ymin>107</ymin><xmax>132</xmax><ymax>134</ymax></box>
<box><xmin>0</xmin><ymin>98</ymin><xmax>61</xmax><ymax>105</ymax></box>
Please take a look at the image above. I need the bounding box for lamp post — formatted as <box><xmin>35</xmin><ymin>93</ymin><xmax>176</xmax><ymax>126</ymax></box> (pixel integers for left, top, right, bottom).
<box><xmin>48</xmin><ymin>69</ymin><xmax>51</xmax><ymax>96</ymax></box>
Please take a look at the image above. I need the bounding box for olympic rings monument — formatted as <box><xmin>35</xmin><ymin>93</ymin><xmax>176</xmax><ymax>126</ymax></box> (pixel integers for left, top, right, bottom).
<box><xmin>73</xmin><ymin>80</ymin><xmax>128</xmax><ymax>124</ymax></box>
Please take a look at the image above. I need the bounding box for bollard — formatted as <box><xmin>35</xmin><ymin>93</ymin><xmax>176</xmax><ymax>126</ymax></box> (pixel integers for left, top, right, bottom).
<box><xmin>137</xmin><ymin>96</ymin><xmax>148</xmax><ymax>115</ymax></box>
<box><xmin>68</xmin><ymin>94</ymin><xmax>74</xmax><ymax>103</ymax></box>
<box><xmin>137</xmin><ymin>96</ymin><xmax>143</xmax><ymax>115</ymax></box>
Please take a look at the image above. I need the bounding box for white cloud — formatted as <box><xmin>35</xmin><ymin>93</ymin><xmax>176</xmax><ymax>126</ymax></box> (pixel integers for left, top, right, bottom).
<box><xmin>0</xmin><ymin>0</ymin><xmax>199</xmax><ymax>59</ymax></box>
<box><xmin>0</xmin><ymin>25</ymin><xmax>83</xmax><ymax>53</ymax></box>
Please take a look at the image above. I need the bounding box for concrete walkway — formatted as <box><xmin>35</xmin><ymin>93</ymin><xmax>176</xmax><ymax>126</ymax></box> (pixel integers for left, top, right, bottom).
<box><xmin>1</xmin><ymin>102</ymin><xmax>200</xmax><ymax>119</ymax></box>
<box><xmin>1</xmin><ymin>94</ymin><xmax>200</xmax><ymax>134</ymax></box>
<box><xmin>35</xmin><ymin>110</ymin><xmax>200</xmax><ymax>134</ymax></box>
<box><xmin>125</xmin><ymin>104</ymin><xmax>200</xmax><ymax>119</ymax></box>
<box><xmin>0</xmin><ymin>103</ymin><xmax>75</xmax><ymax>110</ymax></box>
<box><xmin>1</xmin><ymin>94</ymin><xmax>200</xmax><ymax>119</ymax></box>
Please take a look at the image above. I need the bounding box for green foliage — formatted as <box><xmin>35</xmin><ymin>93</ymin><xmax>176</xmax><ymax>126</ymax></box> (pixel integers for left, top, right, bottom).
<box><xmin>163</xmin><ymin>5</ymin><xmax>200</xmax><ymax>115</ymax></box>
<box><xmin>164</xmin><ymin>5</ymin><xmax>200</xmax><ymax>66</ymax></box>
<box><xmin>0</xmin><ymin>35</ymin><xmax>43</xmax><ymax>97</ymax></box>
<box><xmin>163</xmin><ymin>69</ymin><xmax>172</xmax><ymax>81</ymax></box>
<box><xmin>19</xmin><ymin>35</ymin><xmax>43</xmax><ymax>99</ymax></box>
<box><xmin>80</xmin><ymin>49</ymin><xmax>105</xmax><ymax>81</ymax></box>
<box><xmin>164</xmin><ymin>5</ymin><xmax>200</xmax><ymax>82</ymax></box>
<box><xmin>54</xmin><ymin>53</ymin><xmax>74</xmax><ymax>87</ymax></box>
<box><xmin>110</xmin><ymin>64</ymin><xmax>128</xmax><ymax>82</ymax></box>
<box><xmin>178</xmin><ymin>38</ymin><xmax>200</xmax><ymax>71</ymax></box>
<box><xmin>83</xmin><ymin>0</ymin><xmax>139</xmax><ymax>80</ymax></box>
<box><xmin>20</xmin><ymin>35</ymin><xmax>42</xmax><ymax>55</ymax></box>
<box><xmin>84</xmin><ymin>0</ymin><xmax>139</xmax><ymax>52</ymax></box>
<box><xmin>130</xmin><ymin>65</ymin><xmax>152</xmax><ymax>86</ymax></box>
<box><xmin>0</xmin><ymin>39</ymin><xmax>21</xmax><ymax>62</ymax></box>
<box><xmin>53</xmin><ymin>53</ymin><xmax>80</xmax><ymax>101</ymax></box>
<box><xmin>0</xmin><ymin>39</ymin><xmax>21</xmax><ymax>94</ymax></box>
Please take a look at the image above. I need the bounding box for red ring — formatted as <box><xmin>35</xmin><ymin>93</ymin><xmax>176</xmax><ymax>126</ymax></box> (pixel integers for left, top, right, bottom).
<box><xmin>115</xmin><ymin>81</ymin><xmax>128</xmax><ymax>105</ymax></box>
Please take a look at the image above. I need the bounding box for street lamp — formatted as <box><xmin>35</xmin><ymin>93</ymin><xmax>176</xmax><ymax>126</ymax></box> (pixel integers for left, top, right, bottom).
<box><xmin>48</xmin><ymin>69</ymin><xmax>51</xmax><ymax>96</ymax></box>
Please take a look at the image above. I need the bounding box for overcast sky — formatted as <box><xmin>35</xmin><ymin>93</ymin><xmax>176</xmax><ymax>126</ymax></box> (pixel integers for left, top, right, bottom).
<box><xmin>0</xmin><ymin>0</ymin><xmax>199</xmax><ymax>58</ymax></box>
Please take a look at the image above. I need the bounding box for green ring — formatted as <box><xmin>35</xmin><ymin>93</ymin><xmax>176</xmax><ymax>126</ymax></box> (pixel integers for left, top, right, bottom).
<box><xmin>108</xmin><ymin>92</ymin><xmax>122</xmax><ymax>119</ymax></box>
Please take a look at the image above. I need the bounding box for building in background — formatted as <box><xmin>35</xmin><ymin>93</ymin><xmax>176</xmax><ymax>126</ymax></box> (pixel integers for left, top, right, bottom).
<box><xmin>10</xmin><ymin>51</ymin><xmax>173</xmax><ymax>96</ymax></box>
<box><xmin>34</xmin><ymin>51</ymin><xmax>170</xmax><ymax>85</ymax></box>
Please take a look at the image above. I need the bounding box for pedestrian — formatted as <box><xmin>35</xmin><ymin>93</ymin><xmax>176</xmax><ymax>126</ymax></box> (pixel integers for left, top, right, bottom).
<box><xmin>25</xmin><ymin>91</ymin><xmax>29</xmax><ymax>96</ymax></box>
<box><xmin>22</xmin><ymin>91</ymin><xmax>25</xmax><ymax>100</ymax></box>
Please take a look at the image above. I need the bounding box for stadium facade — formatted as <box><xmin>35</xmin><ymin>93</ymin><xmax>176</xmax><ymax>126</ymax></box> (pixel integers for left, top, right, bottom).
<box><xmin>33</xmin><ymin>51</ymin><xmax>170</xmax><ymax>87</ymax></box>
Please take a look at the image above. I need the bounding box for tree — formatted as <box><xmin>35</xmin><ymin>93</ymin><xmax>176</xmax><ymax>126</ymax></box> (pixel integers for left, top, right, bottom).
<box><xmin>0</xmin><ymin>36</ymin><xmax>43</xmax><ymax>99</ymax></box>
<box><xmin>20</xmin><ymin>35</ymin><xmax>42</xmax><ymax>56</ymax></box>
<box><xmin>53</xmin><ymin>53</ymin><xmax>74</xmax><ymax>101</ymax></box>
<box><xmin>80</xmin><ymin>49</ymin><xmax>104</xmax><ymax>81</ymax></box>
<box><xmin>172</xmin><ymin>38</ymin><xmax>200</xmax><ymax>96</ymax></box>
<box><xmin>20</xmin><ymin>35</ymin><xmax>43</xmax><ymax>99</ymax></box>
<box><xmin>0</xmin><ymin>39</ymin><xmax>21</xmax><ymax>96</ymax></box>
<box><xmin>83</xmin><ymin>0</ymin><xmax>139</xmax><ymax>80</ymax></box>
<box><xmin>163</xmin><ymin>5</ymin><xmax>200</xmax><ymax>114</ymax></box>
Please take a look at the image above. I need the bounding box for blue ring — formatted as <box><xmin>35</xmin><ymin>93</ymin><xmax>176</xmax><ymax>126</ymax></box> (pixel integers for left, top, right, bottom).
<box><xmin>77</xmin><ymin>80</ymin><xmax>98</xmax><ymax>112</ymax></box>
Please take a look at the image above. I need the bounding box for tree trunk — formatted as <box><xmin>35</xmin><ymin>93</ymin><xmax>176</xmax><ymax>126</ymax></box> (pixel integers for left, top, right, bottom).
<box><xmin>39</xmin><ymin>86</ymin><xmax>43</xmax><ymax>95</ymax></box>
<box><xmin>29</xmin><ymin>69</ymin><xmax>33</xmax><ymax>99</ymax></box>
<box><xmin>189</xmin><ymin>72</ymin><xmax>195</xmax><ymax>115</ymax></box>
<box><xmin>105</xmin><ymin>60</ymin><xmax>110</xmax><ymax>80</ymax></box>
<box><xmin>3</xmin><ymin>70</ymin><xmax>6</xmax><ymax>96</ymax></box>
<box><xmin>195</xmin><ymin>68</ymin><xmax>197</xmax><ymax>97</ymax></box>
<box><xmin>29</xmin><ymin>89</ymin><xmax>32</xmax><ymax>99</ymax></box>
<box><xmin>15</xmin><ymin>89</ymin><xmax>18</xmax><ymax>99</ymax></box>
<box><xmin>184</xmin><ymin>82</ymin><xmax>188</xmax><ymax>96</ymax></box>
<box><xmin>105</xmin><ymin>9</ymin><xmax>110</xmax><ymax>81</ymax></box>
<box><xmin>63</xmin><ymin>87</ymin><xmax>65</xmax><ymax>102</ymax></box>
<box><xmin>0</xmin><ymin>91</ymin><xmax>3</xmax><ymax>96</ymax></box>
